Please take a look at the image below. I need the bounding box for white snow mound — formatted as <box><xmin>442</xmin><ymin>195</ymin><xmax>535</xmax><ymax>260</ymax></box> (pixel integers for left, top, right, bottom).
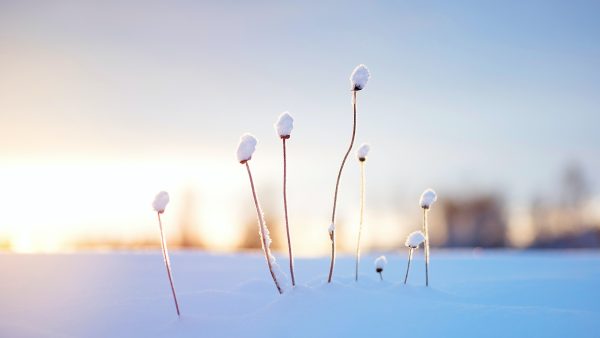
<box><xmin>357</xmin><ymin>143</ymin><xmax>370</xmax><ymax>160</ymax></box>
<box><xmin>152</xmin><ymin>191</ymin><xmax>170</xmax><ymax>213</ymax></box>
<box><xmin>274</xmin><ymin>112</ymin><xmax>294</xmax><ymax>138</ymax></box>
<box><xmin>350</xmin><ymin>64</ymin><xmax>370</xmax><ymax>91</ymax></box>
<box><xmin>328</xmin><ymin>223</ymin><xmax>335</xmax><ymax>235</ymax></box>
<box><xmin>374</xmin><ymin>255</ymin><xmax>387</xmax><ymax>270</ymax></box>
<box><xmin>405</xmin><ymin>230</ymin><xmax>426</xmax><ymax>248</ymax></box>
<box><xmin>419</xmin><ymin>189</ymin><xmax>438</xmax><ymax>209</ymax></box>
<box><xmin>237</xmin><ymin>133</ymin><xmax>258</xmax><ymax>163</ymax></box>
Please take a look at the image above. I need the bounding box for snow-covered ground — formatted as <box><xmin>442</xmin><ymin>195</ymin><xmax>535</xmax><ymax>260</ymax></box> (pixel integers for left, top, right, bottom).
<box><xmin>0</xmin><ymin>250</ymin><xmax>598</xmax><ymax>337</ymax></box>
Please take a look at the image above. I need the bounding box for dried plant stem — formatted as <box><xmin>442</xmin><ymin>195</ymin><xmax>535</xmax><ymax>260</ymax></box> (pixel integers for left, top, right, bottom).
<box><xmin>282</xmin><ymin>138</ymin><xmax>295</xmax><ymax>287</ymax></box>
<box><xmin>328</xmin><ymin>90</ymin><xmax>358</xmax><ymax>283</ymax></box>
<box><xmin>246</xmin><ymin>162</ymin><xmax>283</xmax><ymax>294</ymax></box>
<box><xmin>354</xmin><ymin>161</ymin><xmax>366</xmax><ymax>281</ymax></box>
<box><xmin>423</xmin><ymin>208</ymin><xmax>430</xmax><ymax>286</ymax></box>
<box><xmin>404</xmin><ymin>248</ymin><xmax>414</xmax><ymax>284</ymax></box>
<box><xmin>157</xmin><ymin>213</ymin><xmax>181</xmax><ymax>317</ymax></box>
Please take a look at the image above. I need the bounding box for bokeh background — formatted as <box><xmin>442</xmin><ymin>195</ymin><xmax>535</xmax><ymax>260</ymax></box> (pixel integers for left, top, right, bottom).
<box><xmin>1</xmin><ymin>0</ymin><xmax>599</xmax><ymax>255</ymax></box>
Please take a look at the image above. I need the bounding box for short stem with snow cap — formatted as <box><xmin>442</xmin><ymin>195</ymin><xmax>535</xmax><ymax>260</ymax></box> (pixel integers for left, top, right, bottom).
<box><xmin>157</xmin><ymin>212</ymin><xmax>181</xmax><ymax>317</ymax></box>
<box><xmin>245</xmin><ymin>161</ymin><xmax>283</xmax><ymax>294</ymax></box>
<box><xmin>328</xmin><ymin>90</ymin><xmax>358</xmax><ymax>283</ymax></box>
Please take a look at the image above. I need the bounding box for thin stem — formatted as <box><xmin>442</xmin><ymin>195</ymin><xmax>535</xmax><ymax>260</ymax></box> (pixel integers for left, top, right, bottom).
<box><xmin>404</xmin><ymin>248</ymin><xmax>414</xmax><ymax>285</ymax></box>
<box><xmin>157</xmin><ymin>213</ymin><xmax>181</xmax><ymax>317</ymax></box>
<box><xmin>355</xmin><ymin>161</ymin><xmax>366</xmax><ymax>281</ymax></box>
<box><xmin>246</xmin><ymin>162</ymin><xmax>283</xmax><ymax>294</ymax></box>
<box><xmin>328</xmin><ymin>90</ymin><xmax>358</xmax><ymax>283</ymax></box>
<box><xmin>379</xmin><ymin>272</ymin><xmax>383</xmax><ymax>281</ymax></box>
<box><xmin>328</xmin><ymin>231</ymin><xmax>335</xmax><ymax>284</ymax></box>
<box><xmin>423</xmin><ymin>208</ymin><xmax>430</xmax><ymax>287</ymax></box>
<box><xmin>282</xmin><ymin>138</ymin><xmax>295</xmax><ymax>287</ymax></box>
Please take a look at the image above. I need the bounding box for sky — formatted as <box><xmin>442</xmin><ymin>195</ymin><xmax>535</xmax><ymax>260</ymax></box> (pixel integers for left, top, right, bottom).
<box><xmin>0</xmin><ymin>0</ymin><xmax>599</xmax><ymax>253</ymax></box>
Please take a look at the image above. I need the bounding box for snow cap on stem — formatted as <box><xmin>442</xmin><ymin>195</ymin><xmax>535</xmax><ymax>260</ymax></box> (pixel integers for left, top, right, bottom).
<box><xmin>350</xmin><ymin>64</ymin><xmax>370</xmax><ymax>91</ymax></box>
<box><xmin>274</xmin><ymin>111</ymin><xmax>294</xmax><ymax>139</ymax></box>
<box><xmin>405</xmin><ymin>230</ymin><xmax>426</xmax><ymax>249</ymax></box>
<box><xmin>374</xmin><ymin>255</ymin><xmax>387</xmax><ymax>273</ymax></box>
<box><xmin>237</xmin><ymin>133</ymin><xmax>258</xmax><ymax>164</ymax></box>
<box><xmin>356</xmin><ymin>143</ymin><xmax>370</xmax><ymax>162</ymax></box>
<box><xmin>328</xmin><ymin>223</ymin><xmax>335</xmax><ymax>238</ymax></box>
<box><xmin>152</xmin><ymin>191</ymin><xmax>170</xmax><ymax>214</ymax></box>
<box><xmin>419</xmin><ymin>189</ymin><xmax>438</xmax><ymax>209</ymax></box>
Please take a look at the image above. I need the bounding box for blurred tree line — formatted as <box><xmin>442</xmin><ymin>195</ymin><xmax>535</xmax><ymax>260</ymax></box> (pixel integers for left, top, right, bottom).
<box><xmin>65</xmin><ymin>162</ymin><xmax>598</xmax><ymax>252</ymax></box>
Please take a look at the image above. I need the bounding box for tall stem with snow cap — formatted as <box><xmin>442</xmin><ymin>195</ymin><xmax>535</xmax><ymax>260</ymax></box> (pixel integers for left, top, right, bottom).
<box><xmin>237</xmin><ymin>133</ymin><xmax>283</xmax><ymax>294</ymax></box>
<box><xmin>328</xmin><ymin>64</ymin><xmax>370</xmax><ymax>283</ymax></box>
<box><xmin>152</xmin><ymin>191</ymin><xmax>181</xmax><ymax>317</ymax></box>
<box><xmin>419</xmin><ymin>189</ymin><xmax>437</xmax><ymax>287</ymax></box>
<box><xmin>246</xmin><ymin>162</ymin><xmax>283</xmax><ymax>294</ymax></box>
<box><xmin>275</xmin><ymin>112</ymin><xmax>295</xmax><ymax>287</ymax></box>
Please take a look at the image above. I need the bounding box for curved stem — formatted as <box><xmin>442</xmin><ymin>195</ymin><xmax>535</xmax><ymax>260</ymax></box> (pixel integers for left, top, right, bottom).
<box><xmin>423</xmin><ymin>209</ymin><xmax>430</xmax><ymax>287</ymax></box>
<box><xmin>157</xmin><ymin>213</ymin><xmax>181</xmax><ymax>317</ymax></box>
<box><xmin>282</xmin><ymin>139</ymin><xmax>295</xmax><ymax>287</ymax></box>
<box><xmin>404</xmin><ymin>248</ymin><xmax>413</xmax><ymax>284</ymax></box>
<box><xmin>328</xmin><ymin>90</ymin><xmax>358</xmax><ymax>283</ymax></box>
<box><xmin>246</xmin><ymin>162</ymin><xmax>283</xmax><ymax>294</ymax></box>
<box><xmin>355</xmin><ymin>161</ymin><xmax>366</xmax><ymax>281</ymax></box>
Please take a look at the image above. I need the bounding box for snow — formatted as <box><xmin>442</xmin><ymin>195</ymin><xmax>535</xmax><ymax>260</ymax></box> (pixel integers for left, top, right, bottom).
<box><xmin>350</xmin><ymin>64</ymin><xmax>370</xmax><ymax>91</ymax></box>
<box><xmin>374</xmin><ymin>255</ymin><xmax>387</xmax><ymax>271</ymax></box>
<box><xmin>0</xmin><ymin>250</ymin><xmax>599</xmax><ymax>338</ymax></box>
<box><xmin>236</xmin><ymin>133</ymin><xmax>258</xmax><ymax>163</ymax></box>
<box><xmin>256</xmin><ymin>209</ymin><xmax>286</xmax><ymax>293</ymax></box>
<box><xmin>152</xmin><ymin>191</ymin><xmax>170</xmax><ymax>213</ymax></box>
<box><xmin>274</xmin><ymin>112</ymin><xmax>294</xmax><ymax>138</ymax></box>
<box><xmin>356</xmin><ymin>143</ymin><xmax>370</xmax><ymax>161</ymax></box>
<box><xmin>328</xmin><ymin>223</ymin><xmax>335</xmax><ymax>235</ymax></box>
<box><xmin>405</xmin><ymin>231</ymin><xmax>426</xmax><ymax>248</ymax></box>
<box><xmin>419</xmin><ymin>189</ymin><xmax>437</xmax><ymax>209</ymax></box>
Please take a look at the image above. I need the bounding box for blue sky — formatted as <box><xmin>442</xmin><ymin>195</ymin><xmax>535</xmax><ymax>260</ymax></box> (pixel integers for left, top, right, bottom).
<box><xmin>0</xmin><ymin>0</ymin><xmax>599</xmax><ymax>251</ymax></box>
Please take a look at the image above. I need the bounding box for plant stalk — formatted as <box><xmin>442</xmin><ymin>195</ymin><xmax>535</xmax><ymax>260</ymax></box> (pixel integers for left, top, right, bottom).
<box><xmin>157</xmin><ymin>213</ymin><xmax>181</xmax><ymax>317</ymax></box>
<box><xmin>282</xmin><ymin>138</ymin><xmax>295</xmax><ymax>287</ymax></box>
<box><xmin>246</xmin><ymin>162</ymin><xmax>283</xmax><ymax>294</ymax></box>
<box><xmin>404</xmin><ymin>248</ymin><xmax>414</xmax><ymax>284</ymax></box>
<box><xmin>355</xmin><ymin>161</ymin><xmax>366</xmax><ymax>281</ymax></box>
<box><xmin>328</xmin><ymin>90</ymin><xmax>358</xmax><ymax>283</ymax></box>
<box><xmin>423</xmin><ymin>208</ymin><xmax>430</xmax><ymax>287</ymax></box>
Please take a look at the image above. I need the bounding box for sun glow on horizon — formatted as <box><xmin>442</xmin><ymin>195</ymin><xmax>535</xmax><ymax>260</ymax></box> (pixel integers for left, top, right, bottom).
<box><xmin>0</xmin><ymin>159</ymin><xmax>246</xmax><ymax>253</ymax></box>
<box><xmin>0</xmin><ymin>158</ymin><xmax>410</xmax><ymax>255</ymax></box>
